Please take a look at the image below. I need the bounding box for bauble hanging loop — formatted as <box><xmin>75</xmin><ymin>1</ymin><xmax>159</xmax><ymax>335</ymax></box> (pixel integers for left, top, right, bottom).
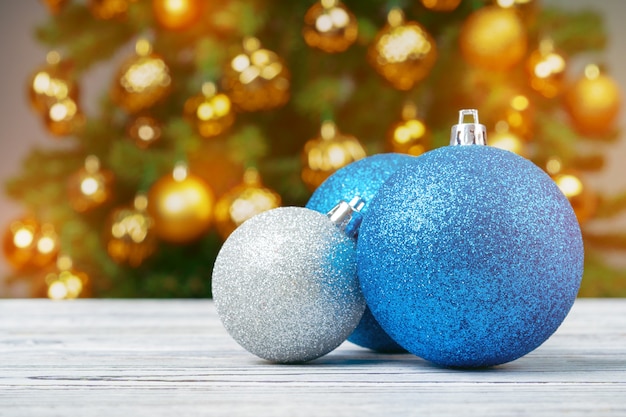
<box><xmin>450</xmin><ymin>109</ymin><xmax>487</xmax><ymax>146</ymax></box>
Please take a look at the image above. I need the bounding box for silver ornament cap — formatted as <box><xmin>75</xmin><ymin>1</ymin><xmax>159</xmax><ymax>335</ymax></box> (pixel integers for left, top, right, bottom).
<box><xmin>450</xmin><ymin>109</ymin><xmax>487</xmax><ymax>146</ymax></box>
<box><xmin>327</xmin><ymin>196</ymin><xmax>365</xmax><ymax>238</ymax></box>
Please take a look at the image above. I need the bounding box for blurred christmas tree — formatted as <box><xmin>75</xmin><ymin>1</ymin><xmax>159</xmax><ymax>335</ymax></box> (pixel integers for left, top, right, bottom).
<box><xmin>2</xmin><ymin>0</ymin><xmax>625</xmax><ymax>298</ymax></box>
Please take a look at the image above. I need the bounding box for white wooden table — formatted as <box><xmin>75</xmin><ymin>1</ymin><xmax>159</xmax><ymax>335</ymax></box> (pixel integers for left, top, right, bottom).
<box><xmin>0</xmin><ymin>299</ymin><xmax>625</xmax><ymax>416</ymax></box>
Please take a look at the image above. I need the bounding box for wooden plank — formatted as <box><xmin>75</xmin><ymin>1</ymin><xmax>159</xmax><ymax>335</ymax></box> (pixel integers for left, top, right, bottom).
<box><xmin>0</xmin><ymin>299</ymin><xmax>625</xmax><ymax>416</ymax></box>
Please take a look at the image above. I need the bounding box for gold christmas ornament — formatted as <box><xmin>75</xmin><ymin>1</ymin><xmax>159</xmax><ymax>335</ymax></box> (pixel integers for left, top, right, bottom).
<box><xmin>386</xmin><ymin>102</ymin><xmax>430</xmax><ymax>155</ymax></box>
<box><xmin>546</xmin><ymin>158</ymin><xmax>597</xmax><ymax>224</ymax></box>
<box><xmin>43</xmin><ymin>96</ymin><xmax>85</xmax><ymax>136</ymax></box>
<box><xmin>152</xmin><ymin>0</ymin><xmax>202</xmax><ymax>30</ymax></box>
<box><xmin>184</xmin><ymin>82</ymin><xmax>235</xmax><ymax>138</ymax></box>
<box><xmin>488</xmin><ymin>121</ymin><xmax>527</xmax><ymax>157</ymax></box>
<box><xmin>147</xmin><ymin>163</ymin><xmax>214</xmax><ymax>243</ymax></box>
<box><xmin>67</xmin><ymin>155</ymin><xmax>115</xmax><ymax>213</ymax></box>
<box><xmin>214</xmin><ymin>168</ymin><xmax>281</xmax><ymax>240</ymax></box>
<box><xmin>111</xmin><ymin>39</ymin><xmax>172</xmax><ymax>114</ymax></box>
<box><xmin>564</xmin><ymin>64</ymin><xmax>622</xmax><ymax>136</ymax></box>
<box><xmin>301</xmin><ymin>120</ymin><xmax>367</xmax><ymax>191</ymax></box>
<box><xmin>367</xmin><ymin>8</ymin><xmax>437</xmax><ymax>91</ymax></box>
<box><xmin>222</xmin><ymin>37</ymin><xmax>291</xmax><ymax>112</ymax></box>
<box><xmin>459</xmin><ymin>5</ymin><xmax>527</xmax><ymax>71</ymax></box>
<box><xmin>105</xmin><ymin>194</ymin><xmax>157</xmax><ymax>267</ymax></box>
<box><xmin>420</xmin><ymin>0</ymin><xmax>462</xmax><ymax>12</ymax></box>
<box><xmin>526</xmin><ymin>39</ymin><xmax>567</xmax><ymax>98</ymax></box>
<box><xmin>45</xmin><ymin>255</ymin><xmax>90</xmax><ymax>300</ymax></box>
<box><xmin>2</xmin><ymin>217</ymin><xmax>60</xmax><ymax>271</ymax></box>
<box><xmin>127</xmin><ymin>115</ymin><xmax>162</xmax><ymax>148</ymax></box>
<box><xmin>302</xmin><ymin>0</ymin><xmax>358</xmax><ymax>53</ymax></box>
<box><xmin>28</xmin><ymin>51</ymin><xmax>79</xmax><ymax>116</ymax></box>
<box><xmin>89</xmin><ymin>0</ymin><xmax>136</xmax><ymax>19</ymax></box>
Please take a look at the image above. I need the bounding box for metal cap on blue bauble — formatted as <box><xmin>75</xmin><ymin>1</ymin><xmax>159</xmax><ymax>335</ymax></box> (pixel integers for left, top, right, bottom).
<box><xmin>357</xmin><ymin>109</ymin><xmax>584</xmax><ymax>368</ymax></box>
<box><xmin>450</xmin><ymin>109</ymin><xmax>486</xmax><ymax>146</ymax></box>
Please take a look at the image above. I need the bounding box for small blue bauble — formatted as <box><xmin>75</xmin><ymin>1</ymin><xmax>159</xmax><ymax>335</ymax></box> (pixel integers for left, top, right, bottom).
<box><xmin>357</xmin><ymin>145</ymin><xmax>584</xmax><ymax>368</ymax></box>
<box><xmin>307</xmin><ymin>153</ymin><xmax>417</xmax><ymax>217</ymax></box>
<box><xmin>307</xmin><ymin>153</ymin><xmax>415</xmax><ymax>353</ymax></box>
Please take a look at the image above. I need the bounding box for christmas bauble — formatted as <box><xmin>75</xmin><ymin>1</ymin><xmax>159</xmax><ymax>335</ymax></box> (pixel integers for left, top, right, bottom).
<box><xmin>301</xmin><ymin>121</ymin><xmax>367</xmax><ymax>192</ymax></box>
<box><xmin>347</xmin><ymin>309</ymin><xmax>405</xmax><ymax>353</ymax></box>
<box><xmin>357</xmin><ymin>110</ymin><xmax>583</xmax><ymax>368</ymax></box>
<box><xmin>43</xmin><ymin>96</ymin><xmax>85</xmax><ymax>136</ymax></box>
<box><xmin>368</xmin><ymin>8</ymin><xmax>437</xmax><ymax>91</ymax></box>
<box><xmin>387</xmin><ymin>102</ymin><xmax>431</xmax><ymax>156</ymax></box>
<box><xmin>2</xmin><ymin>217</ymin><xmax>60</xmax><ymax>271</ymax></box>
<box><xmin>147</xmin><ymin>164</ymin><xmax>214</xmax><ymax>244</ymax></box>
<box><xmin>420</xmin><ymin>0</ymin><xmax>461</xmax><ymax>12</ymax></box>
<box><xmin>105</xmin><ymin>194</ymin><xmax>157</xmax><ymax>266</ymax></box>
<box><xmin>184</xmin><ymin>82</ymin><xmax>235</xmax><ymax>138</ymax></box>
<box><xmin>564</xmin><ymin>64</ymin><xmax>621</xmax><ymax>136</ymax></box>
<box><xmin>526</xmin><ymin>39</ymin><xmax>567</xmax><ymax>98</ymax></box>
<box><xmin>306</xmin><ymin>153</ymin><xmax>415</xmax><ymax>352</ymax></box>
<box><xmin>214</xmin><ymin>168</ymin><xmax>281</xmax><ymax>240</ymax></box>
<box><xmin>127</xmin><ymin>115</ymin><xmax>162</xmax><ymax>148</ymax></box>
<box><xmin>67</xmin><ymin>155</ymin><xmax>114</xmax><ymax>213</ymax></box>
<box><xmin>222</xmin><ymin>37</ymin><xmax>290</xmax><ymax>112</ymax></box>
<box><xmin>28</xmin><ymin>52</ymin><xmax>79</xmax><ymax>116</ymax></box>
<box><xmin>302</xmin><ymin>0</ymin><xmax>358</xmax><ymax>53</ymax></box>
<box><xmin>152</xmin><ymin>0</ymin><xmax>202</xmax><ymax>30</ymax></box>
<box><xmin>111</xmin><ymin>39</ymin><xmax>172</xmax><ymax>114</ymax></box>
<box><xmin>459</xmin><ymin>6</ymin><xmax>527</xmax><ymax>71</ymax></box>
<box><xmin>45</xmin><ymin>256</ymin><xmax>90</xmax><ymax>300</ymax></box>
<box><xmin>212</xmin><ymin>205</ymin><xmax>366</xmax><ymax>363</ymax></box>
<box><xmin>306</xmin><ymin>153</ymin><xmax>416</xmax><ymax>217</ymax></box>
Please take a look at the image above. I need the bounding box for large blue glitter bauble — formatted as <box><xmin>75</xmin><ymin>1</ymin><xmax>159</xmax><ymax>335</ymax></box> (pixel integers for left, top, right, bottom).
<box><xmin>307</xmin><ymin>153</ymin><xmax>415</xmax><ymax>353</ymax></box>
<box><xmin>357</xmin><ymin>145</ymin><xmax>584</xmax><ymax>368</ymax></box>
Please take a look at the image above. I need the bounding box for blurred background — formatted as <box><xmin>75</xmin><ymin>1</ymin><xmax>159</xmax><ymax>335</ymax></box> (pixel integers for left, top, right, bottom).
<box><xmin>1</xmin><ymin>0</ymin><xmax>625</xmax><ymax>298</ymax></box>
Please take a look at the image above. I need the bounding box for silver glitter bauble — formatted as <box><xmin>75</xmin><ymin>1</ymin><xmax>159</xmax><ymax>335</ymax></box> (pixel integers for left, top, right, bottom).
<box><xmin>212</xmin><ymin>206</ymin><xmax>366</xmax><ymax>363</ymax></box>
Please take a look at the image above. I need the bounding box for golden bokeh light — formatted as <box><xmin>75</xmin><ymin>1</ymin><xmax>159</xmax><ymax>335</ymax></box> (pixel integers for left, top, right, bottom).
<box><xmin>564</xmin><ymin>64</ymin><xmax>622</xmax><ymax>136</ymax></box>
<box><xmin>214</xmin><ymin>168</ymin><xmax>282</xmax><ymax>240</ymax></box>
<box><xmin>111</xmin><ymin>39</ymin><xmax>172</xmax><ymax>113</ymax></box>
<box><xmin>223</xmin><ymin>37</ymin><xmax>290</xmax><ymax>112</ymax></box>
<box><xmin>3</xmin><ymin>218</ymin><xmax>60</xmax><ymax>271</ymax></box>
<box><xmin>301</xmin><ymin>121</ymin><xmax>366</xmax><ymax>191</ymax></box>
<box><xmin>67</xmin><ymin>155</ymin><xmax>114</xmax><ymax>213</ymax></box>
<box><xmin>184</xmin><ymin>82</ymin><xmax>235</xmax><ymax>138</ymax></box>
<box><xmin>152</xmin><ymin>0</ymin><xmax>202</xmax><ymax>30</ymax></box>
<box><xmin>368</xmin><ymin>8</ymin><xmax>437</xmax><ymax>90</ymax></box>
<box><xmin>303</xmin><ymin>0</ymin><xmax>358</xmax><ymax>53</ymax></box>
<box><xmin>387</xmin><ymin>102</ymin><xmax>431</xmax><ymax>156</ymax></box>
<box><xmin>147</xmin><ymin>165</ymin><xmax>214</xmax><ymax>243</ymax></box>
<box><xmin>459</xmin><ymin>5</ymin><xmax>527</xmax><ymax>71</ymax></box>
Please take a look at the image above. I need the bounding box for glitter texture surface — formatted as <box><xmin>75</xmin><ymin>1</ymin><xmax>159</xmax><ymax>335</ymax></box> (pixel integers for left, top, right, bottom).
<box><xmin>357</xmin><ymin>145</ymin><xmax>584</xmax><ymax>368</ymax></box>
<box><xmin>306</xmin><ymin>153</ymin><xmax>417</xmax><ymax>216</ymax></box>
<box><xmin>306</xmin><ymin>153</ymin><xmax>415</xmax><ymax>352</ymax></box>
<box><xmin>212</xmin><ymin>207</ymin><xmax>365</xmax><ymax>363</ymax></box>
